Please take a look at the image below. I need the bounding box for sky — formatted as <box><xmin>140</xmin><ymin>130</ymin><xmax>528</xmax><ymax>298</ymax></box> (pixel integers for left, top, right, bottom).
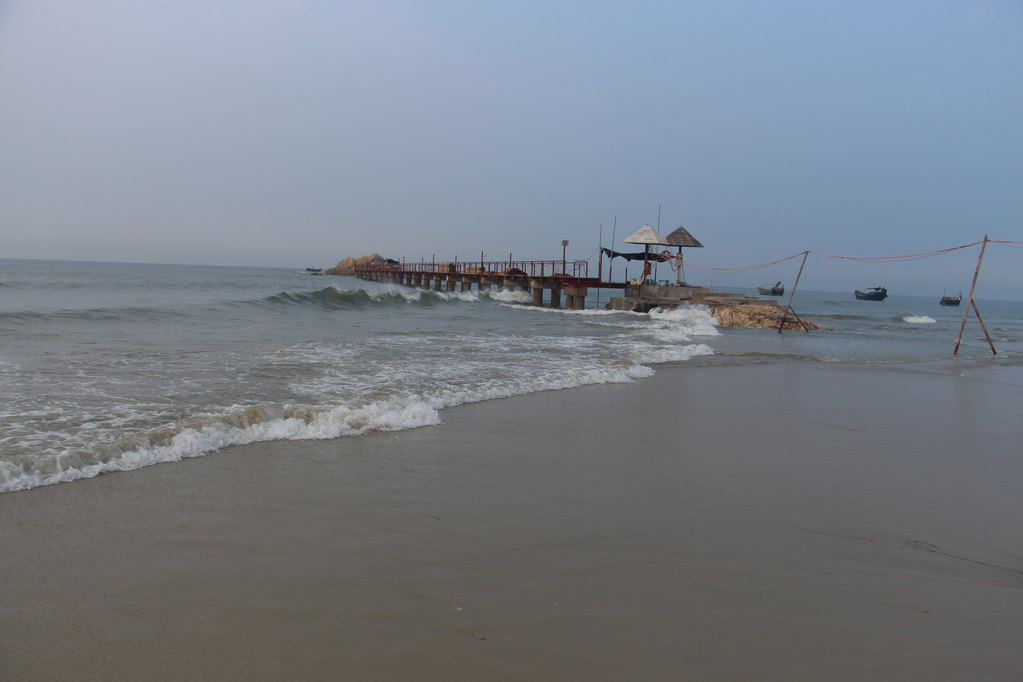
<box><xmin>2</xmin><ymin>0</ymin><xmax>1021</xmax><ymax>297</ymax></box>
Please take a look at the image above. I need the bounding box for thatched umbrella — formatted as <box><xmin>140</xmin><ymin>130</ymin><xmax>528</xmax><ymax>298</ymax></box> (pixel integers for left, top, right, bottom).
<box><xmin>622</xmin><ymin>225</ymin><xmax>669</xmax><ymax>283</ymax></box>
<box><xmin>663</xmin><ymin>226</ymin><xmax>703</xmax><ymax>284</ymax></box>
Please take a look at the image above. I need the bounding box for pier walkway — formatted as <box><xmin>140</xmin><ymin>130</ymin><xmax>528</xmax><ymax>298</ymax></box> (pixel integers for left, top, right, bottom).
<box><xmin>354</xmin><ymin>258</ymin><xmax>624</xmax><ymax>309</ymax></box>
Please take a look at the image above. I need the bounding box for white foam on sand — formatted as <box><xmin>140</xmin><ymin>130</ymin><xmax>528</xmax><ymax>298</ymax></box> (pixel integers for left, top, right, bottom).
<box><xmin>0</xmin><ymin>399</ymin><xmax>442</xmax><ymax>492</ymax></box>
<box><xmin>0</xmin><ymin>346</ymin><xmax>707</xmax><ymax>492</ymax></box>
<box><xmin>1</xmin><ymin>295</ymin><xmax>722</xmax><ymax>493</ymax></box>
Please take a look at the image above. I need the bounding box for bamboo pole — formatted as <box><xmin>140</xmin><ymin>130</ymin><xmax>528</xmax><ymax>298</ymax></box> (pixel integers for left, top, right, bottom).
<box><xmin>777</xmin><ymin>251</ymin><xmax>810</xmax><ymax>333</ymax></box>
<box><xmin>970</xmin><ymin>301</ymin><xmax>998</xmax><ymax>356</ymax></box>
<box><xmin>954</xmin><ymin>236</ymin><xmax>993</xmax><ymax>355</ymax></box>
<box><xmin>608</xmin><ymin>215</ymin><xmax>617</xmax><ymax>284</ymax></box>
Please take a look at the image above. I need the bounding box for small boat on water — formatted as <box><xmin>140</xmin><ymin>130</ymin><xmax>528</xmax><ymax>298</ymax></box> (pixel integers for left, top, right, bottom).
<box><xmin>306</xmin><ymin>267</ymin><xmax>323</xmax><ymax>275</ymax></box>
<box><xmin>939</xmin><ymin>294</ymin><xmax>962</xmax><ymax>306</ymax></box>
<box><xmin>854</xmin><ymin>287</ymin><xmax>887</xmax><ymax>301</ymax></box>
<box><xmin>757</xmin><ymin>281</ymin><xmax>784</xmax><ymax>296</ymax></box>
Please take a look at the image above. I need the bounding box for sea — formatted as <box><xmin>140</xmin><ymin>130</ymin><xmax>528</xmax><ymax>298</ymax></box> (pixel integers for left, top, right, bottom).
<box><xmin>2</xmin><ymin>258</ymin><xmax>1020</xmax><ymax>493</ymax></box>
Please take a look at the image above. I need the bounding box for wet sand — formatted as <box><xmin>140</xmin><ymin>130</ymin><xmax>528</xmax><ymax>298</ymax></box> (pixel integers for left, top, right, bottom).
<box><xmin>2</xmin><ymin>361</ymin><xmax>1021</xmax><ymax>681</ymax></box>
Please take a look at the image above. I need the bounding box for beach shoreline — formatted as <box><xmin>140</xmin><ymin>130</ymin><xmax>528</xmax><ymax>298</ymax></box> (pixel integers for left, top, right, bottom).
<box><xmin>2</xmin><ymin>359</ymin><xmax>1021</xmax><ymax>681</ymax></box>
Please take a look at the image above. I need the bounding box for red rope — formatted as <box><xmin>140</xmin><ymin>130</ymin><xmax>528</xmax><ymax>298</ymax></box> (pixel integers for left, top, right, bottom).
<box><xmin>683</xmin><ymin>251</ymin><xmax>806</xmax><ymax>272</ymax></box>
<box><xmin>808</xmin><ymin>241</ymin><xmax>982</xmax><ymax>262</ymax></box>
<box><xmin>680</xmin><ymin>237</ymin><xmax>1023</xmax><ymax>272</ymax></box>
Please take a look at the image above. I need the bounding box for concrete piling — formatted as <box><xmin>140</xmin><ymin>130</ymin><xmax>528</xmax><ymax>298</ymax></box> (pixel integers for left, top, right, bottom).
<box><xmin>353</xmin><ymin>261</ymin><xmax>614</xmax><ymax>311</ymax></box>
<box><xmin>565</xmin><ymin>287</ymin><xmax>587</xmax><ymax>310</ymax></box>
<box><xmin>549</xmin><ymin>286</ymin><xmax>561</xmax><ymax>308</ymax></box>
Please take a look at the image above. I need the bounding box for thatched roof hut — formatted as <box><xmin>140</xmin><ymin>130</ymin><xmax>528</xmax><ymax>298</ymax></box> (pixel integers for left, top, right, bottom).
<box><xmin>664</xmin><ymin>226</ymin><xmax>703</xmax><ymax>248</ymax></box>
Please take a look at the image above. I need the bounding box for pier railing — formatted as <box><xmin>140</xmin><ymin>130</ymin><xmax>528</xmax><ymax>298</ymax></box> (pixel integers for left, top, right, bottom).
<box><xmin>360</xmin><ymin>258</ymin><xmax>591</xmax><ymax>279</ymax></box>
<box><xmin>353</xmin><ymin>256</ymin><xmax>622</xmax><ymax>308</ymax></box>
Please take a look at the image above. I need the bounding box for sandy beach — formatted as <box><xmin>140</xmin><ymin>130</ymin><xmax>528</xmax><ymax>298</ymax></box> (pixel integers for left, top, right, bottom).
<box><xmin>2</xmin><ymin>360</ymin><xmax>1021</xmax><ymax>681</ymax></box>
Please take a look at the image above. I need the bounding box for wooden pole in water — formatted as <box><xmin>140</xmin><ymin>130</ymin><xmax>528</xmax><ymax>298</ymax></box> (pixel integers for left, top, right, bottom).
<box><xmin>777</xmin><ymin>251</ymin><xmax>810</xmax><ymax>333</ymax></box>
<box><xmin>954</xmin><ymin>236</ymin><xmax>993</xmax><ymax>355</ymax></box>
<box><xmin>970</xmin><ymin>301</ymin><xmax>998</xmax><ymax>356</ymax></box>
<box><xmin>608</xmin><ymin>214</ymin><xmax>617</xmax><ymax>284</ymax></box>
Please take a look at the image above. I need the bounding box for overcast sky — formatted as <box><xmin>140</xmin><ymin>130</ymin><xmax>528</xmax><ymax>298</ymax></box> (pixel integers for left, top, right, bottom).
<box><xmin>2</xmin><ymin>0</ymin><xmax>1020</xmax><ymax>296</ymax></box>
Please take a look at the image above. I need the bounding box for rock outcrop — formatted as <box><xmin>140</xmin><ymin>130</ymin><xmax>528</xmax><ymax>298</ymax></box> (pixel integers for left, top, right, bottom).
<box><xmin>709</xmin><ymin>303</ymin><xmax>820</xmax><ymax>330</ymax></box>
<box><xmin>325</xmin><ymin>253</ymin><xmax>386</xmax><ymax>276</ymax></box>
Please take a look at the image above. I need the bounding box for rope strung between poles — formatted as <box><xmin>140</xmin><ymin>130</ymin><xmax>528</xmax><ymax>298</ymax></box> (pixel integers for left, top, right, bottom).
<box><xmin>808</xmin><ymin>241</ymin><xmax>982</xmax><ymax>262</ymax></box>
<box><xmin>661</xmin><ymin>237</ymin><xmax>1017</xmax><ymax>349</ymax></box>
<box><xmin>682</xmin><ymin>252</ymin><xmax>806</xmax><ymax>272</ymax></box>
<box><xmin>680</xmin><ymin>240</ymin><xmax>991</xmax><ymax>272</ymax></box>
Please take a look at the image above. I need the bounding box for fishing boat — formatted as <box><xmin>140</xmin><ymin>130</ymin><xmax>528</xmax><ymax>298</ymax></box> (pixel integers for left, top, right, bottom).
<box><xmin>757</xmin><ymin>281</ymin><xmax>784</xmax><ymax>296</ymax></box>
<box><xmin>306</xmin><ymin>267</ymin><xmax>323</xmax><ymax>275</ymax></box>
<box><xmin>854</xmin><ymin>287</ymin><xmax>887</xmax><ymax>301</ymax></box>
<box><xmin>939</xmin><ymin>293</ymin><xmax>962</xmax><ymax>306</ymax></box>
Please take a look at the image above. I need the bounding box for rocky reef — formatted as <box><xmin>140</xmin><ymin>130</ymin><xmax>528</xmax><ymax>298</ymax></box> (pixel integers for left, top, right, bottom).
<box><xmin>325</xmin><ymin>254</ymin><xmax>386</xmax><ymax>276</ymax></box>
<box><xmin>708</xmin><ymin>303</ymin><xmax>820</xmax><ymax>331</ymax></box>
<box><xmin>606</xmin><ymin>284</ymin><xmax>819</xmax><ymax>331</ymax></box>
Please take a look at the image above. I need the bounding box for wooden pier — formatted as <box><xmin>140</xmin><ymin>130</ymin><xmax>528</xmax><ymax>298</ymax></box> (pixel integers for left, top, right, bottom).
<box><xmin>354</xmin><ymin>258</ymin><xmax>624</xmax><ymax>309</ymax></box>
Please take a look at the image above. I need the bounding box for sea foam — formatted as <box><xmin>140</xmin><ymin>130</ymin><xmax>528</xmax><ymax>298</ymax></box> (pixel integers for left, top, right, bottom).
<box><xmin>1</xmin><ymin>270</ymin><xmax>725</xmax><ymax>493</ymax></box>
<box><xmin>0</xmin><ymin>398</ymin><xmax>443</xmax><ymax>493</ymax></box>
<box><xmin>490</xmin><ymin>289</ymin><xmax>534</xmax><ymax>304</ymax></box>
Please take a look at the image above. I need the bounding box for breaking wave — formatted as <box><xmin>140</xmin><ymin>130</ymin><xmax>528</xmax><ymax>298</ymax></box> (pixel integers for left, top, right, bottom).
<box><xmin>490</xmin><ymin>289</ymin><xmax>533</xmax><ymax>304</ymax></box>
<box><xmin>262</xmin><ymin>286</ymin><xmax>479</xmax><ymax>309</ymax></box>
<box><xmin>0</xmin><ymin>306</ymin><xmax>190</xmax><ymax>324</ymax></box>
<box><xmin>0</xmin><ymin>356</ymin><xmax>697</xmax><ymax>493</ymax></box>
<box><xmin>0</xmin><ymin>398</ymin><xmax>441</xmax><ymax>492</ymax></box>
<box><xmin>2</xmin><ymin>272</ymin><xmax>724</xmax><ymax>493</ymax></box>
<box><xmin>0</xmin><ymin>286</ymin><xmax>479</xmax><ymax>325</ymax></box>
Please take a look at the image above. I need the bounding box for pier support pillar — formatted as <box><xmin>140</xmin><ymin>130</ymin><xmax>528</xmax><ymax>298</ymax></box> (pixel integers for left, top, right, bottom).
<box><xmin>433</xmin><ymin>277</ymin><xmax>442</xmax><ymax>291</ymax></box>
<box><xmin>566</xmin><ymin>287</ymin><xmax>588</xmax><ymax>310</ymax></box>
<box><xmin>549</xmin><ymin>286</ymin><xmax>561</xmax><ymax>308</ymax></box>
<box><xmin>445</xmin><ymin>278</ymin><xmax>455</xmax><ymax>292</ymax></box>
<box><xmin>531</xmin><ymin>286</ymin><xmax>544</xmax><ymax>306</ymax></box>
<box><xmin>460</xmin><ymin>278</ymin><xmax>471</xmax><ymax>292</ymax></box>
